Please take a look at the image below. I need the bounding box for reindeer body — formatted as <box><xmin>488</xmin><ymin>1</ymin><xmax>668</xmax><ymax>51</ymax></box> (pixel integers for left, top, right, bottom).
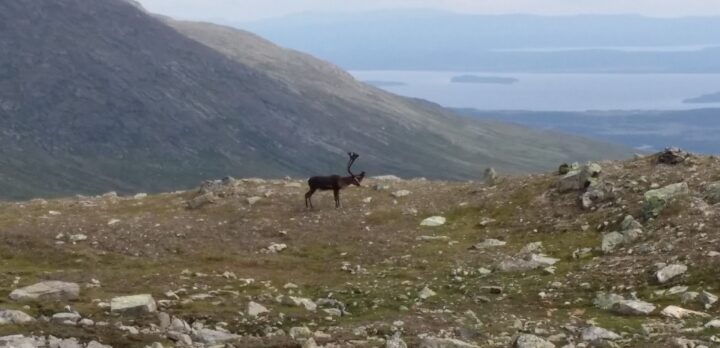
<box><xmin>305</xmin><ymin>153</ymin><xmax>365</xmax><ymax>209</ymax></box>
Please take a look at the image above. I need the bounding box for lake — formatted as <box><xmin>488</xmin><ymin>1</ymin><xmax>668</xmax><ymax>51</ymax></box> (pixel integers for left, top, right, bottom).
<box><xmin>350</xmin><ymin>71</ymin><xmax>720</xmax><ymax>111</ymax></box>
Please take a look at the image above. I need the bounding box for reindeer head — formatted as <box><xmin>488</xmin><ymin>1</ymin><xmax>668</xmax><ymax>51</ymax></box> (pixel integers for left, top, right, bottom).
<box><xmin>347</xmin><ymin>152</ymin><xmax>365</xmax><ymax>186</ymax></box>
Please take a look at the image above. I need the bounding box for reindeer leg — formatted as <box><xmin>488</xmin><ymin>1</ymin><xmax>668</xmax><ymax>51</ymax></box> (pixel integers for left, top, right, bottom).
<box><xmin>334</xmin><ymin>189</ymin><xmax>340</xmax><ymax>209</ymax></box>
<box><xmin>305</xmin><ymin>189</ymin><xmax>316</xmax><ymax>209</ymax></box>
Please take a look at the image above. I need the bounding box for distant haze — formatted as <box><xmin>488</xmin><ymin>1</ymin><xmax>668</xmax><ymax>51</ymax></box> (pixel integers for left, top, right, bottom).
<box><xmin>135</xmin><ymin>0</ymin><xmax>720</xmax><ymax>21</ymax></box>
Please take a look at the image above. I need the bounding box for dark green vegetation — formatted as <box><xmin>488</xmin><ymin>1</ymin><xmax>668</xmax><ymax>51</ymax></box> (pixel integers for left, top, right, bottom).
<box><xmin>458</xmin><ymin>108</ymin><xmax>720</xmax><ymax>154</ymax></box>
<box><xmin>0</xmin><ymin>0</ymin><xmax>630</xmax><ymax>200</ymax></box>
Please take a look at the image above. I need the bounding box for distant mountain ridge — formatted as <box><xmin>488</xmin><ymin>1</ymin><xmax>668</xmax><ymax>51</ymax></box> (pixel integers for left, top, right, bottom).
<box><xmin>238</xmin><ymin>11</ymin><xmax>720</xmax><ymax>72</ymax></box>
<box><xmin>0</xmin><ymin>0</ymin><xmax>630</xmax><ymax>199</ymax></box>
<box><xmin>685</xmin><ymin>92</ymin><xmax>720</xmax><ymax>104</ymax></box>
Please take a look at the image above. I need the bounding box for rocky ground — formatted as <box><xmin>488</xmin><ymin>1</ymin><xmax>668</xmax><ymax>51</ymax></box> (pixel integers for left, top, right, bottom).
<box><xmin>0</xmin><ymin>149</ymin><xmax>719</xmax><ymax>348</ymax></box>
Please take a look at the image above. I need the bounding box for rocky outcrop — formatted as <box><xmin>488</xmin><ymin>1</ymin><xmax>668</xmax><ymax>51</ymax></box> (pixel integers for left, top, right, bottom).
<box><xmin>657</xmin><ymin>147</ymin><xmax>690</xmax><ymax>165</ymax></box>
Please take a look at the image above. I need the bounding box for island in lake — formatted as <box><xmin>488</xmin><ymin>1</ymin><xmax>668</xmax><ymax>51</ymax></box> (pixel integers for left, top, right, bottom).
<box><xmin>684</xmin><ymin>91</ymin><xmax>720</xmax><ymax>104</ymax></box>
<box><xmin>363</xmin><ymin>80</ymin><xmax>407</xmax><ymax>87</ymax></box>
<box><xmin>451</xmin><ymin>75</ymin><xmax>519</xmax><ymax>84</ymax></box>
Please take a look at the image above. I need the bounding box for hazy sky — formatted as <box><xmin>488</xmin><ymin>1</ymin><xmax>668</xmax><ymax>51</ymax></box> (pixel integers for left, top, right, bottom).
<box><xmin>136</xmin><ymin>0</ymin><xmax>720</xmax><ymax>21</ymax></box>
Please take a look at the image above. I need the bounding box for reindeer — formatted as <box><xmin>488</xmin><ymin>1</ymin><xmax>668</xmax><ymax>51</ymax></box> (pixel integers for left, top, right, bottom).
<box><xmin>305</xmin><ymin>152</ymin><xmax>366</xmax><ymax>209</ymax></box>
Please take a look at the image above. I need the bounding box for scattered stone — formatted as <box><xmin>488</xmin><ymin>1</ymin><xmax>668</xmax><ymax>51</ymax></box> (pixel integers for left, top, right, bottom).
<box><xmin>558</xmin><ymin>162</ymin><xmax>579</xmax><ymax>175</ymax></box>
<box><xmin>472</xmin><ymin>239</ymin><xmax>506</xmax><ymax>249</ymax></box>
<box><xmin>416</xmin><ymin>235</ymin><xmax>450</xmax><ymax>242</ymax></box>
<box><xmin>666</xmin><ymin>286</ymin><xmax>689</xmax><ymax>295</ymax></box>
<box><xmin>386</xmin><ymin>333</ymin><xmax>408</xmax><ymax>348</ymax></box>
<box><xmin>281</xmin><ymin>296</ymin><xmax>317</xmax><ymax>311</ymax></box>
<box><xmin>247</xmin><ymin>196</ymin><xmax>262</xmax><ymax>205</ymax></box>
<box><xmin>581</xmin><ymin>326</ymin><xmax>621</xmax><ymax>341</ymax></box>
<box><xmin>643</xmin><ymin>182</ymin><xmax>689</xmax><ymax>218</ymax></box>
<box><xmin>69</xmin><ymin>234</ymin><xmax>87</xmax><ymax>242</ymax></box>
<box><xmin>611</xmin><ymin>299</ymin><xmax>656</xmax><ymax>315</ymax></box>
<box><xmin>266</xmin><ymin>243</ymin><xmax>287</xmax><ymax>253</ymax></box>
<box><xmin>289</xmin><ymin>326</ymin><xmax>313</xmax><ymax>340</ymax></box>
<box><xmin>519</xmin><ymin>242</ymin><xmax>543</xmax><ymax>254</ymax></box>
<box><xmin>705</xmin><ymin>319</ymin><xmax>720</xmax><ymax>328</ymax></box>
<box><xmin>111</xmin><ymin>294</ymin><xmax>157</xmax><ymax>314</ymax></box>
<box><xmin>680</xmin><ymin>291</ymin><xmax>699</xmax><ymax>304</ymax></box>
<box><xmin>247</xmin><ymin>301</ymin><xmax>268</xmax><ymax>317</ymax></box>
<box><xmin>373</xmin><ymin>175</ymin><xmax>403</xmax><ymax>181</ymax></box>
<box><xmin>513</xmin><ymin>334</ymin><xmax>556</xmax><ymax>348</ymax></box>
<box><xmin>392</xmin><ymin>190</ymin><xmax>411</xmax><ymax>198</ymax></box>
<box><xmin>557</xmin><ymin>162</ymin><xmax>601</xmax><ymax>192</ymax></box>
<box><xmin>497</xmin><ymin>254</ymin><xmax>559</xmax><ymax>273</ymax></box>
<box><xmin>601</xmin><ymin>232</ymin><xmax>625</xmax><ymax>253</ymax></box>
<box><xmin>9</xmin><ymin>281</ymin><xmax>80</xmax><ymax>302</ymax></box>
<box><xmin>186</xmin><ymin>193</ymin><xmax>215</xmax><ymax>209</ymax></box>
<box><xmin>656</xmin><ymin>264</ymin><xmax>688</xmax><ymax>283</ymax></box>
<box><xmin>51</xmin><ymin>312</ymin><xmax>81</xmax><ymax>325</ymax></box>
<box><xmin>660</xmin><ymin>305</ymin><xmax>711</xmax><ymax>319</ymax></box>
<box><xmin>483</xmin><ymin>168</ymin><xmax>499</xmax><ymax>186</ymax></box>
<box><xmin>302</xmin><ymin>338</ymin><xmax>319</xmax><ymax>348</ymax></box>
<box><xmin>0</xmin><ymin>310</ymin><xmax>35</xmax><ymax>324</ymax></box>
<box><xmin>193</xmin><ymin>328</ymin><xmax>240</xmax><ymax>344</ymax></box>
<box><xmin>705</xmin><ymin>182</ymin><xmax>720</xmax><ymax>204</ymax></box>
<box><xmin>698</xmin><ymin>291</ymin><xmax>718</xmax><ymax>308</ymax></box>
<box><xmin>418</xmin><ymin>286</ymin><xmax>437</xmax><ymax>299</ymax></box>
<box><xmin>419</xmin><ymin>337</ymin><xmax>479</xmax><ymax>348</ymax></box>
<box><xmin>87</xmin><ymin>341</ymin><xmax>112</xmax><ymax>348</ymax></box>
<box><xmin>620</xmin><ymin>215</ymin><xmax>643</xmax><ymax>231</ymax></box>
<box><xmin>593</xmin><ymin>292</ymin><xmax>625</xmax><ymax>310</ymax></box>
<box><xmin>420</xmin><ymin>216</ymin><xmax>446</xmax><ymax>227</ymax></box>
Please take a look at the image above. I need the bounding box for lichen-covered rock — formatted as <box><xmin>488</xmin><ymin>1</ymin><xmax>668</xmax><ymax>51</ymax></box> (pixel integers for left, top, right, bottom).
<box><xmin>705</xmin><ymin>182</ymin><xmax>720</xmax><ymax>204</ymax></box>
<box><xmin>656</xmin><ymin>264</ymin><xmax>688</xmax><ymax>284</ymax></box>
<box><xmin>0</xmin><ymin>310</ymin><xmax>35</xmax><ymax>324</ymax></box>
<box><xmin>643</xmin><ymin>183</ymin><xmax>688</xmax><ymax>218</ymax></box>
<box><xmin>557</xmin><ymin>162</ymin><xmax>601</xmax><ymax>193</ymax></box>
<box><xmin>497</xmin><ymin>254</ymin><xmax>559</xmax><ymax>272</ymax></box>
<box><xmin>660</xmin><ymin>305</ymin><xmax>710</xmax><ymax>319</ymax></box>
<box><xmin>601</xmin><ymin>232</ymin><xmax>625</xmax><ymax>253</ymax></box>
<box><xmin>483</xmin><ymin>167</ymin><xmax>498</xmax><ymax>186</ymax></box>
<box><xmin>420</xmin><ymin>216</ymin><xmax>446</xmax><ymax>227</ymax></box>
<box><xmin>513</xmin><ymin>334</ymin><xmax>555</xmax><ymax>348</ymax></box>
<box><xmin>110</xmin><ymin>294</ymin><xmax>157</xmax><ymax>314</ymax></box>
<box><xmin>419</xmin><ymin>337</ymin><xmax>479</xmax><ymax>348</ymax></box>
<box><xmin>247</xmin><ymin>301</ymin><xmax>268</xmax><ymax>317</ymax></box>
<box><xmin>186</xmin><ymin>193</ymin><xmax>215</xmax><ymax>209</ymax></box>
<box><xmin>611</xmin><ymin>299</ymin><xmax>656</xmax><ymax>315</ymax></box>
<box><xmin>593</xmin><ymin>292</ymin><xmax>624</xmax><ymax>310</ymax></box>
<box><xmin>193</xmin><ymin>328</ymin><xmax>241</xmax><ymax>344</ymax></box>
<box><xmin>9</xmin><ymin>281</ymin><xmax>80</xmax><ymax>302</ymax></box>
<box><xmin>581</xmin><ymin>326</ymin><xmax>621</xmax><ymax>341</ymax></box>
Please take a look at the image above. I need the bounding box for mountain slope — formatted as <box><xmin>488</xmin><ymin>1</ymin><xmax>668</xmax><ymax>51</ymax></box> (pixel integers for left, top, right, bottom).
<box><xmin>0</xmin><ymin>0</ymin><xmax>629</xmax><ymax>200</ymax></box>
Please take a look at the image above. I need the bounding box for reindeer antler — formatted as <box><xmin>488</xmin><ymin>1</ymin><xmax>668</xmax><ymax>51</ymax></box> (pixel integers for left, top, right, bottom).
<box><xmin>347</xmin><ymin>152</ymin><xmax>360</xmax><ymax>177</ymax></box>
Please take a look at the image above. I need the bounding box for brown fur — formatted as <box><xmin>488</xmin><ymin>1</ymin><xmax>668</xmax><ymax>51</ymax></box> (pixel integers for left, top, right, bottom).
<box><xmin>305</xmin><ymin>153</ymin><xmax>365</xmax><ymax>209</ymax></box>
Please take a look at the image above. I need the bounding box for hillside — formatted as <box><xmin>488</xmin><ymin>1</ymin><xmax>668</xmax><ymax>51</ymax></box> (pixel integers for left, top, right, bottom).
<box><xmin>457</xmin><ymin>108</ymin><xmax>720</xmax><ymax>154</ymax></box>
<box><xmin>0</xmin><ymin>151</ymin><xmax>719</xmax><ymax>346</ymax></box>
<box><xmin>0</xmin><ymin>0</ymin><xmax>630</xmax><ymax>200</ymax></box>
